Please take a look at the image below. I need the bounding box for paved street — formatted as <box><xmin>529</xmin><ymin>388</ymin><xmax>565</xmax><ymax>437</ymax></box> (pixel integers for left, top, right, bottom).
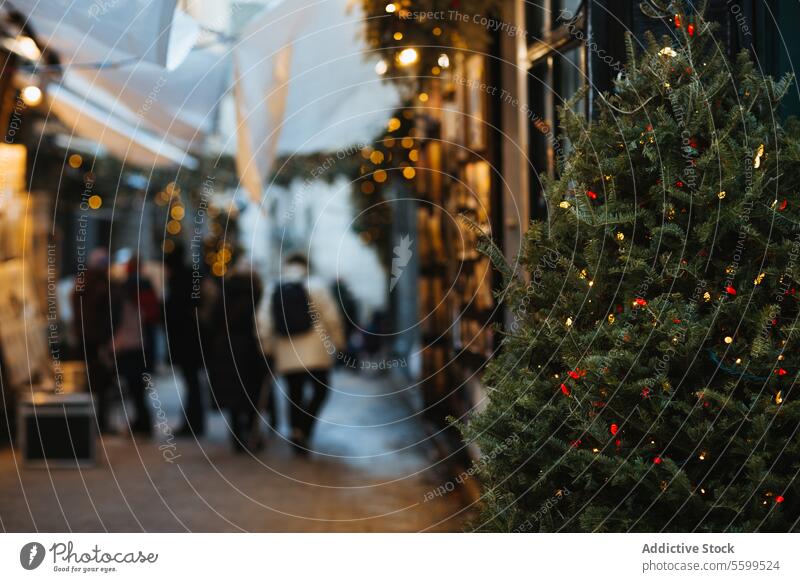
<box><xmin>0</xmin><ymin>370</ymin><xmax>471</xmax><ymax>532</ymax></box>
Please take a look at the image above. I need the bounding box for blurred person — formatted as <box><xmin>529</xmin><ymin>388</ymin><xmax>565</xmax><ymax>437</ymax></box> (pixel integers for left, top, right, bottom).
<box><xmin>258</xmin><ymin>253</ymin><xmax>344</xmax><ymax>456</ymax></box>
<box><xmin>72</xmin><ymin>248</ymin><xmax>119</xmax><ymax>433</ymax></box>
<box><xmin>113</xmin><ymin>256</ymin><xmax>155</xmax><ymax>436</ymax></box>
<box><xmin>330</xmin><ymin>278</ymin><xmax>358</xmax><ymax>369</ymax></box>
<box><xmin>208</xmin><ymin>267</ymin><xmax>267</xmax><ymax>453</ymax></box>
<box><xmin>164</xmin><ymin>244</ymin><xmax>206</xmax><ymax>437</ymax></box>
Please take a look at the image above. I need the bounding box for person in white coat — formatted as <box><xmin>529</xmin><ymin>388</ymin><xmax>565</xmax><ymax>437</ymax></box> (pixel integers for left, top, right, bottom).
<box><xmin>258</xmin><ymin>253</ymin><xmax>344</xmax><ymax>455</ymax></box>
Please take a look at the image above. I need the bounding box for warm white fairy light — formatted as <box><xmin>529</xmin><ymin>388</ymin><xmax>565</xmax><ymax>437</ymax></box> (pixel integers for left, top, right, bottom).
<box><xmin>21</xmin><ymin>85</ymin><xmax>42</xmax><ymax>106</ymax></box>
<box><xmin>397</xmin><ymin>48</ymin><xmax>419</xmax><ymax>66</ymax></box>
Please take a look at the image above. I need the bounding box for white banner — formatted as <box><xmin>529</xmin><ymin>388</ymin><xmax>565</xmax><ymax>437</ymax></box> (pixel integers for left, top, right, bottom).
<box><xmin>0</xmin><ymin>534</ymin><xmax>798</xmax><ymax>581</ymax></box>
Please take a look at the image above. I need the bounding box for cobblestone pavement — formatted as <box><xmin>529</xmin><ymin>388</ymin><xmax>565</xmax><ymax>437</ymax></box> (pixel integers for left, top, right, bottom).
<box><xmin>0</xmin><ymin>369</ymin><xmax>472</xmax><ymax>532</ymax></box>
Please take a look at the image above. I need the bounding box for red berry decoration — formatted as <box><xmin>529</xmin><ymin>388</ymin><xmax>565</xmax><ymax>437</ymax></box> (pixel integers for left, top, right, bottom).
<box><xmin>634</xmin><ymin>297</ymin><xmax>648</xmax><ymax>307</ymax></box>
<box><xmin>587</xmin><ymin>189</ymin><xmax>598</xmax><ymax>200</ymax></box>
<box><xmin>674</xmin><ymin>14</ymin><xmax>682</xmax><ymax>27</ymax></box>
<box><xmin>780</xmin><ymin>199</ymin><xmax>788</xmax><ymax>211</ymax></box>
<box><xmin>675</xmin><ymin>180</ymin><xmax>684</xmax><ymax>188</ymax></box>
<box><xmin>641</xmin><ymin>387</ymin><xmax>651</xmax><ymax>398</ymax></box>
<box><xmin>570</xmin><ymin>439</ymin><xmax>582</xmax><ymax>448</ymax></box>
<box><xmin>726</xmin><ymin>285</ymin><xmax>737</xmax><ymax>295</ymax></box>
<box><xmin>673</xmin><ymin>318</ymin><xmax>682</xmax><ymax>323</ymax></box>
<box><xmin>560</xmin><ymin>383</ymin><xmax>571</xmax><ymax>396</ymax></box>
<box><xmin>776</xmin><ymin>495</ymin><xmax>785</xmax><ymax>504</ymax></box>
<box><xmin>609</xmin><ymin>423</ymin><xmax>619</xmax><ymax>436</ymax></box>
<box><xmin>568</xmin><ymin>371</ymin><xmax>580</xmax><ymax>379</ymax></box>
<box><xmin>653</xmin><ymin>456</ymin><xmax>663</xmax><ymax>465</ymax></box>
<box><xmin>687</xmin><ymin>23</ymin><xmax>695</xmax><ymax>36</ymax></box>
<box><xmin>776</xmin><ymin>368</ymin><xmax>787</xmax><ymax>376</ymax></box>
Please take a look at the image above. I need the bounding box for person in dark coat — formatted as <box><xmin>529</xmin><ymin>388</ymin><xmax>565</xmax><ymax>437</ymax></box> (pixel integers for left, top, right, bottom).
<box><xmin>113</xmin><ymin>256</ymin><xmax>156</xmax><ymax>436</ymax></box>
<box><xmin>164</xmin><ymin>245</ymin><xmax>206</xmax><ymax>436</ymax></box>
<box><xmin>208</xmin><ymin>269</ymin><xmax>267</xmax><ymax>453</ymax></box>
<box><xmin>72</xmin><ymin>249</ymin><xmax>118</xmax><ymax>433</ymax></box>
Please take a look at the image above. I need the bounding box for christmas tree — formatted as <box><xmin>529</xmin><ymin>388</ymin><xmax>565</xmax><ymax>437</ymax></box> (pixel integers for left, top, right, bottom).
<box><xmin>463</xmin><ymin>3</ymin><xmax>800</xmax><ymax>532</ymax></box>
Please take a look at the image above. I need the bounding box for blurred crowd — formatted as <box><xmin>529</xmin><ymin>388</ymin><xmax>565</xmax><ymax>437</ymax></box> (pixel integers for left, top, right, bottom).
<box><xmin>67</xmin><ymin>247</ymin><xmax>388</xmax><ymax>455</ymax></box>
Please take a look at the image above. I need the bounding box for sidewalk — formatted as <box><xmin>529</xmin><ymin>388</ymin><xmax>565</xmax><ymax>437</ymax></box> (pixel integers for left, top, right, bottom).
<box><xmin>0</xmin><ymin>369</ymin><xmax>472</xmax><ymax>532</ymax></box>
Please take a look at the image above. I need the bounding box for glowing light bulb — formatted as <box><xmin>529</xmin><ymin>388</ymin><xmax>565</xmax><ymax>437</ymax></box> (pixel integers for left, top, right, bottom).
<box><xmin>21</xmin><ymin>85</ymin><xmax>42</xmax><ymax>106</ymax></box>
<box><xmin>437</xmin><ymin>53</ymin><xmax>450</xmax><ymax>68</ymax></box>
<box><xmin>397</xmin><ymin>48</ymin><xmax>419</xmax><ymax>66</ymax></box>
<box><xmin>375</xmin><ymin>59</ymin><xmax>388</xmax><ymax>75</ymax></box>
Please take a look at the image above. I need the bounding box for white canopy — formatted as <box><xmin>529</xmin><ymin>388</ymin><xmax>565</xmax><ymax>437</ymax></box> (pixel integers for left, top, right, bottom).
<box><xmin>64</xmin><ymin>46</ymin><xmax>231</xmax><ymax>153</ymax></box>
<box><xmin>46</xmin><ymin>84</ymin><xmax>198</xmax><ymax>170</ymax></box>
<box><xmin>233</xmin><ymin>0</ymin><xmax>400</xmax><ymax>201</ymax></box>
<box><xmin>7</xmin><ymin>0</ymin><xmax>197</xmax><ymax>70</ymax></box>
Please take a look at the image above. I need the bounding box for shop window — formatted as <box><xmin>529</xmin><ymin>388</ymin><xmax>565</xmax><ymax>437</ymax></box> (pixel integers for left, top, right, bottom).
<box><xmin>525</xmin><ymin>1</ymin><xmax>587</xmax><ymax>220</ymax></box>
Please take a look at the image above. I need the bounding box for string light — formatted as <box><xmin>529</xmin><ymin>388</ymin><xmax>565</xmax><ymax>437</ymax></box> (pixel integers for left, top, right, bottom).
<box><xmin>375</xmin><ymin>59</ymin><xmax>388</xmax><ymax>75</ymax></box>
<box><xmin>397</xmin><ymin>48</ymin><xmax>419</xmax><ymax>66</ymax></box>
<box><xmin>385</xmin><ymin>3</ymin><xmax>397</xmax><ymax>13</ymax></box>
<box><xmin>754</xmin><ymin>143</ymin><xmax>765</xmax><ymax>168</ymax></box>
<box><xmin>21</xmin><ymin>85</ymin><xmax>42</xmax><ymax>106</ymax></box>
<box><xmin>437</xmin><ymin>53</ymin><xmax>450</xmax><ymax>68</ymax></box>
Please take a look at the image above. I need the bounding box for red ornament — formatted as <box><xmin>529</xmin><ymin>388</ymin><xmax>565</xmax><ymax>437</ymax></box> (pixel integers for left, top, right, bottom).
<box><xmin>641</xmin><ymin>387</ymin><xmax>651</xmax><ymax>398</ymax></box>
<box><xmin>675</xmin><ymin>180</ymin><xmax>684</xmax><ymax>188</ymax></box>
<box><xmin>726</xmin><ymin>286</ymin><xmax>737</xmax><ymax>295</ymax></box>
<box><xmin>586</xmin><ymin>189</ymin><xmax>598</xmax><ymax>200</ymax></box>
<box><xmin>609</xmin><ymin>423</ymin><xmax>619</xmax><ymax>436</ymax></box>
<box><xmin>687</xmin><ymin>23</ymin><xmax>695</xmax><ymax>36</ymax></box>
<box><xmin>568</xmin><ymin>371</ymin><xmax>580</xmax><ymax>380</ymax></box>
<box><xmin>780</xmin><ymin>199</ymin><xmax>788</xmax><ymax>211</ymax></box>
<box><xmin>776</xmin><ymin>495</ymin><xmax>785</xmax><ymax>504</ymax></box>
<box><xmin>673</xmin><ymin>318</ymin><xmax>682</xmax><ymax>323</ymax></box>
<box><xmin>653</xmin><ymin>456</ymin><xmax>663</xmax><ymax>465</ymax></box>
<box><xmin>776</xmin><ymin>368</ymin><xmax>787</xmax><ymax>376</ymax></box>
<box><xmin>560</xmin><ymin>383</ymin><xmax>571</xmax><ymax>396</ymax></box>
<box><xmin>615</xmin><ymin>439</ymin><xmax>622</xmax><ymax>448</ymax></box>
<box><xmin>634</xmin><ymin>297</ymin><xmax>648</xmax><ymax>307</ymax></box>
<box><xmin>570</xmin><ymin>439</ymin><xmax>582</xmax><ymax>448</ymax></box>
<box><xmin>674</xmin><ymin>14</ymin><xmax>682</xmax><ymax>28</ymax></box>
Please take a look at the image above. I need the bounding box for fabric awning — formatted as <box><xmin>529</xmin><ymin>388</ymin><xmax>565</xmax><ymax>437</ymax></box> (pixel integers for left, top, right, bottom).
<box><xmin>233</xmin><ymin>0</ymin><xmax>399</xmax><ymax>201</ymax></box>
<box><xmin>8</xmin><ymin>0</ymin><xmax>197</xmax><ymax>70</ymax></box>
<box><xmin>46</xmin><ymin>84</ymin><xmax>198</xmax><ymax>170</ymax></box>
<box><xmin>64</xmin><ymin>46</ymin><xmax>231</xmax><ymax>153</ymax></box>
